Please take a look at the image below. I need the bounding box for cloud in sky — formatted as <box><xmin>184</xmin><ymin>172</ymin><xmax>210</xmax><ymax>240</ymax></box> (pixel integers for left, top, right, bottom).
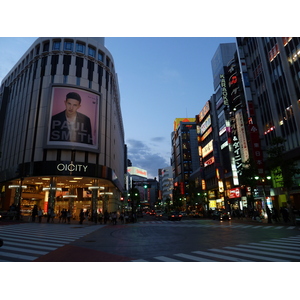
<box><xmin>126</xmin><ymin>138</ymin><xmax>169</xmax><ymax>178</ymax></box>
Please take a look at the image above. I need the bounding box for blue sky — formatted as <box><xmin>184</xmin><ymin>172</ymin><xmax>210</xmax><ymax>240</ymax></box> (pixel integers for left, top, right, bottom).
<box><xmin>0</xmin><ymin>37</ymin><xmax>236</xmax><ymax>178</ymax></box>
<box><xmin>0</xmin><ymin>37</ymin><xmax>235</xmax><ymax>178</ymax></box>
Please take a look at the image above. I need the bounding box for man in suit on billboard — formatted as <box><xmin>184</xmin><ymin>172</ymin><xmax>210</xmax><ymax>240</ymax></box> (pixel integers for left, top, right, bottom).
<box><xmin>50</xmin><ymin>92</ymin><xmax>93</xmax><ymax>144</ymax></box>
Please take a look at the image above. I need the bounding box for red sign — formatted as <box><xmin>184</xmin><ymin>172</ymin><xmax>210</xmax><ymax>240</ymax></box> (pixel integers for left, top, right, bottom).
<box><xmin>229</xmin><ymin>188</ymin><xmax>241</xmax><ymax>198</ymax></box>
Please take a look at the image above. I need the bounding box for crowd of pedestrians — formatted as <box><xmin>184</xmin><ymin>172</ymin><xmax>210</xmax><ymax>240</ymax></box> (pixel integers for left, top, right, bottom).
<box><xmin>26</xmin><ymin>206</ymin><xmax>139</xmax><ymax>226</ymax></box>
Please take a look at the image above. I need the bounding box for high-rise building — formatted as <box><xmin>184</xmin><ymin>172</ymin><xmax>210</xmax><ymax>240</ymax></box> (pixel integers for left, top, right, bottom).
<box><xmin>0</xmin><ymin>37</ymin><xmax>125</xmax><ymax>217</ymax></box>
<box><xmin>171</xmin><ymin>118</ymin><xmax>199</xmax><ymax>209</ymax></box>
<box><xmin>236</xmin><ymin>37</ymin><xmax>300</xmax><ymax>210</ymax></box>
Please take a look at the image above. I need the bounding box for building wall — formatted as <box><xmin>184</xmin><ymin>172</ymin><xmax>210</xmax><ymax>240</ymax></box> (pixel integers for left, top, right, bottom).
<box><xmin>0</xmin><ymin>37</ymin><xmax>125</xmax><ymax>211</ymax></box>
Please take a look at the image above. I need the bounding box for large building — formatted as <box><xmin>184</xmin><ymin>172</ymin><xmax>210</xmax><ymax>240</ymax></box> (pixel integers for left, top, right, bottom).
<box><xmin>171</xmin><ymin>118</ymin><xmax>199</xmax><ymax>210</ymax></box>
<box><xmin>0</xmin><ymin>37</ymin><xmax>125</xmax><ymax>218</ymax></box>
<box><xmin>236</xmin><ymin>37</ymin><xmax>300</xmax><ymax>210</ymax></box>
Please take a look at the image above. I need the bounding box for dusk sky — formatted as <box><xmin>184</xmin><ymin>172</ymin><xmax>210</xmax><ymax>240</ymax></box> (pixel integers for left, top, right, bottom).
<box><xmin>0</xmin><ymin>37</ymin><xmax>236</xmax><ymax>178</ymax></box>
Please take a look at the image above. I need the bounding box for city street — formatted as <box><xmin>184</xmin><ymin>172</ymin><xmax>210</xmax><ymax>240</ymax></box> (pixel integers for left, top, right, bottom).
<box><xmin>0</xmin><ymin>215</ymin><xmax>299</xmax><ymax>262</ymax></box>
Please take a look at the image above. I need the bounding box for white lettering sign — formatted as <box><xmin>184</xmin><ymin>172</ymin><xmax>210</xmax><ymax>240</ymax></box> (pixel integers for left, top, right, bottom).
<box><xmin>57</xmin><ymin>163</ymin><xmax>88</xmax><ymax>172</ymax></box>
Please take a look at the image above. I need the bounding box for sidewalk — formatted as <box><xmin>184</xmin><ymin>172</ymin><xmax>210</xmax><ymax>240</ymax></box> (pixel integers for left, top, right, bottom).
<box><xmin>226</xmin><ymin>216</ymin><xmax>300</xmax><ymax>227</ymax></box>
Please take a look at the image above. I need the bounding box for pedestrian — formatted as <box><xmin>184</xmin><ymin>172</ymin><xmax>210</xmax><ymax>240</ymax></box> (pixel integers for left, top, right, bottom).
<box><xmin>98</xmin><ymin>212</ymin><xmax>103</xmax><ymax>224</ymax></box>
<box><xmin>119</xmin><ymin>212</ymin><xmax>124</xmax><ymax>224</ymax></box>
<box><xmin>51</xmin><ymin>208</ymin><xmax>55</xmax><ymax>223</ymax></box>
<box><xmin>266</xmin><ymin>205</ymin><xmax>272</xmax><ymax>223</ymax></box>
<box><xmin>62</xmin><ymin>208</ymin><xmax>67</xmax><ymax>223</ymax></box>
<box><xmin>38</xmin><ymin>207</ymin><xmax>43</xmax><ymax>223</ymax></box>
<box><xmin>67</xmin><ymin>210</ymin><xmax>71</xmax><ymax>224</ymax></box>
<box><xmin>104</xmin><ymin>210</ymin><xmax>109</xmax><ymax>224</ymax></box>
<box><xmin>112</xmin><ymin>212</ymin><xmax>117</xmax><ymax>225</ymax></box>
<box><xmin>85</xmin><ymin>209</ymin><xmax>89</xmax><ymax>222</ymax></box>
<box><xmin>272</xmin><ymin>207</ymin><xmax>280</xmax><ymax>222</ymax></box>
<box><xmin>280</xmin><ymin>207</ymin><xmax>290</xmax><ymax>223</ymax></box>
<box><xmin>79</xmin><ymin>209</ymin><xmax>85</xmax><ymax>224</ymax></box>
<box><xmin>32</xmin><ymin>205</ymin><xmax>38</xmax><ymax>222</ymax></box>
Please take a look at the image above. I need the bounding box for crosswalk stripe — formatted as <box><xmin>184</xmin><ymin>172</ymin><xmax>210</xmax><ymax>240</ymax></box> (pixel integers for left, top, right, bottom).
<box><xmin>1</xmin><ymin>235</ymin><xmax>64</xmax><ymax>247</ymax></box>
<box><xmin>0</xmin><ymin>251</ymin><xmax>38</xmax><ymax>261</ymax></box>
<box><xmin>249</xmin><ymin>242</ymin><xmax>299</xmax><ymax>251</ymax></box>
<box><xmin>3</xmin><ymin>240</ymin><xmax>57</xmax><ymax>251</ymax></box>
<box><xmin>0</xmin><ymin>233</ymin><xmax>65</xmax><ymax>246</ymax></box>
<box><xmin>224</xmin><ymin>246</ymin><xmax>300</xmax><ymax>260</ymax></box>
<box><xmin>1</xmin><ymin>245</ymin><xmax>48</xmax><ymax>256</ymax></box>
<box><xmin>210</xmin><ymin>248</ymin><xmax>290</xmax><ymax>262</ymax></box>
<box><xmin>174</xmin><ymin>253</ymin><xmax>215</xmax><ymax>262</ymax></box>
<box><xmin>154</xmin><ymin>256</ymin><xmax>182</xmax><ymax>262</ymax></box>
<box><xmin>0</xmin><ymin>223</ymin><xmax>101</xmax><ymax>262</ymax></box>
<box><xmin>192</xmin><ymin>250</ymin><xmax>252</xmax><ymax>262</ymax></box>
<box><xmin>235</xmin><ymin>244</ymin><xmax>300</xmax><ymax>255</ymax></box>
<box><xmin>260</xmin><ymin>240</ymin><xmax>300</xmax><ymax>247</ymax></box>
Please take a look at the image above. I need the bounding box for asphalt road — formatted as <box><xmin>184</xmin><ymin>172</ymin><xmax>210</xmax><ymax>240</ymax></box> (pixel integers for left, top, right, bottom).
<box><xmin>1</xmin><ymin>215</ymin><xmax>299</xmax><ymax>262</ymax></box>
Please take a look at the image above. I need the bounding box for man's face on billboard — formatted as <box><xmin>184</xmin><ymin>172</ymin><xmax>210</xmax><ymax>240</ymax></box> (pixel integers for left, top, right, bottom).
<box><xmin>64</xmin><ymin>98</ymin><xmax>81</xmax><ymax>118</ymax></box>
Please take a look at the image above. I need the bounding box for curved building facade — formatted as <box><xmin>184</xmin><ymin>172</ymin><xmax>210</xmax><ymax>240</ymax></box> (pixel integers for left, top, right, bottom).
<box><xmin>0</xmin><ymin>37</ymin><xmax>125</xmax><ymax>218</ymax></box>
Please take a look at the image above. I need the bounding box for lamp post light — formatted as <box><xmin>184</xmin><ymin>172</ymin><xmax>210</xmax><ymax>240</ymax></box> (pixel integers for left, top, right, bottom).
<box><xmin>254</xmin><ymin>175</ymin><xmax>272</xmax><ymax>213</ymax></box>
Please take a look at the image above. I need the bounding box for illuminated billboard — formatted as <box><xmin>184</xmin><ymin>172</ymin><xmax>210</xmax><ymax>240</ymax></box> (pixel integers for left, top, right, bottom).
<box><xmin>127</xmin><ymin>167</ymin><xmax>147</xmax><ymax>178</ymax></box>
<box><xmin>47</xmin><ymin>86</ymin><xmax>99</xmax><ymax>150</ymax></box>
<box><xmin>173</xmin><ymin>118</ymin><xmax>196</xmax><ymax>131</ymax></box>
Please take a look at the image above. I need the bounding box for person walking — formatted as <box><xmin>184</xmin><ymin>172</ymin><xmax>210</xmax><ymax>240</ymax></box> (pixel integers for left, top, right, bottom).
<box><xmin>38</xmin><ymin>207</ymin><xmax>43</xmax><ymax>223</ymax></box>
<box><xmin>79</xmin><ymin>209</ymin><xmax>85</xmax><ymax>224</ymax></box>
<box><xmin>266</xmin><ymin>205</ymin><xmax>272</xmax><ymax>223</ymax></box>
<box><xmin>104</xmin><ymin>210</ymin><xmax>109</xmax><ymax>224</ymax></box>
<box><xmin>98</xmin><ymin>212</ymin><xmax>103</xmax><ymax>224</ymax></box>
<box><xmin>32</xmin><ymin>205</ymin><xmax>38</xmax><ymax>222</ymax></box>
<box><xmin>67</xmin><ymin>210</ymin><xmax>71</xmax><ymax>224</ymax></box>
<box><xmin>112</xmin><ymin>212</ymin><xmax>117</xmax><ymax>225</ymax></box>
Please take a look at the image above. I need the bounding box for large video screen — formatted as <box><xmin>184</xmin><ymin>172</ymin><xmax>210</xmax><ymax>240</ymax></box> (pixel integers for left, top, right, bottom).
<box><xmin>47</xmin><ymin>86</ymin><xmax>99</xmax><ymax>150</ymax></box>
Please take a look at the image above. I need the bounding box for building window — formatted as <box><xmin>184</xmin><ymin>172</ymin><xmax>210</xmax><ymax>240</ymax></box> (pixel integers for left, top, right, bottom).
<box><xmin>76</xmin><ymin>77</ymin><xmax>80</xmax><ymax>86</ymax></box>
<box><xmin>98</xmin><ymin>52</ymin><xmax>104</xmax><ymax>62</ymax></box>
<box><xmin>88</xmin><ymin>46</ymin><xmax>96</xmax><ymax>58</ymax></box>
<box><xmin>76</xmin><ymin>42</ymin><xmax>86</xmax><ymax>54</ymax></box>
<box><xmin>52</xmin><ymin>41</ymin><xmax>61</xmax><ymax>51</ymax></box>
<box><xmin>64</xmin><ymin>40</ymin><xmax>73</xmax><ymax>51</ymax></box>
<box><xmin>43</xmin><ymin>41</ymin><xmax>50</xmax><ymax>52</ymax></box>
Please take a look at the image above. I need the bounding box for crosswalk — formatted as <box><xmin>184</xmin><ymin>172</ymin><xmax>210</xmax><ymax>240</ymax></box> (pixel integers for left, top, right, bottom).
<box><xmin>131</xmin><ymin>235</ymin><xmax>300</xmax><ymax>262</ymax></box>
<box><xmin>136</xmin><ymin>220</ymin><xmax>297</xmax><ymax>230</ymax></box>
<box><xmin>0</xmin><ymin>223</ymin><xmax>102</xmax><ymax>262</ymax></box>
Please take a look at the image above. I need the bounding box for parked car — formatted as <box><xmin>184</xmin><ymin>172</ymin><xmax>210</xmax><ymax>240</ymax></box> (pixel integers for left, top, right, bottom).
<box><xmin>168</xmin><ymin>211</ymin><xmax>182</xmax><ymax>221</ymax></box>
<box><xmin>212</xmin><ymin>210</ymin><xmax>231</xmax><ymax>221</ymax></box>
<box><xmin>180</xmin><ymin>211</ymin><xmax>187</xmax><ymax>217</ymax></box>
<box><xmin>155</xmin><ymin>210</ymin><xmax>163</xmax><ymax>218</ymax></box>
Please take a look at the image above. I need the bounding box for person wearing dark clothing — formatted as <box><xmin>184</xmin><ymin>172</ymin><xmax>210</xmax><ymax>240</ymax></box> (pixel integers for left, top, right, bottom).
<box><xmin>79</xmin><ymin>209</ymin><xmax>85</xmax><ymax>224</ymax></box>
<box><xmin>280</xmin><ymin>207</ymin><xmax>290</xmax><ymax>223</ymax></box>
<box><xmin>104</xmin><ymin>211</ymin><xmax>109</xmax><ymax>224</ymax></box>
<box><xmin>50</xmin><ymin>92</ymin><xmax>93</xmax><ymax>144</ymax></box>
<box><xmin>32</xmin><ymin>205</ymin><xmax>38</xmax><ymax>222</ymax></box>
<box><xmin>272</xmin><ymin>207</ymin><xmax>280</xmax><ymax>222</ymax></box>
<box><xmin>266</xmin><ymin>205</ymin><xmax>272</xmax><ymax>223</ymax></box>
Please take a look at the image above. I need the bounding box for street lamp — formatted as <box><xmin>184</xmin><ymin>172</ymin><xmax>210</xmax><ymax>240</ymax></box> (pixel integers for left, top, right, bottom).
<box><xmin>254</xmin><ymin>175</ymin><xmax>272</xmax><ymax>213</ymax></box>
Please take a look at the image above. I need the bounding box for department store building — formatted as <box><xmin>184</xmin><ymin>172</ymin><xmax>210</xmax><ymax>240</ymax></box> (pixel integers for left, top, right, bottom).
<box><xmin>0</xmin><ymin>37</ymin><xmax>125</xmax><ymax>218</ymax></box>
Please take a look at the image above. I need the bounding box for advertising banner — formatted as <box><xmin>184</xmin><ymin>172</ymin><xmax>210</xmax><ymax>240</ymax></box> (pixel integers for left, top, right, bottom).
<box><xmin>47</xmin><ymin>86</ymin><xmax>99</xmax><ymax>150</ymax></box>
